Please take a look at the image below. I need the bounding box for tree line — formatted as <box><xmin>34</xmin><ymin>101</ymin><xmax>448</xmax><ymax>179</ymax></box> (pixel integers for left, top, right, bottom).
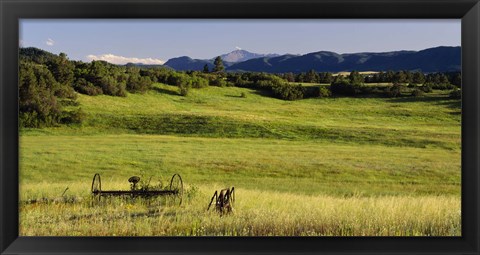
<box><xmin>277</xmin><ymin>69</ymin><xmax>461</xmax><ymax>87</ymax></box>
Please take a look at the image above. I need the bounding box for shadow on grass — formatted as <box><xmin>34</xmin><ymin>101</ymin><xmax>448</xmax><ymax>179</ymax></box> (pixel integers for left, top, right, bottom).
<box><xmin>152</xmin><ymin>86</ymin><xmax>179</xmax><ymax>96</ymax></box>
<box><xmin>387</xmin><ymin>95</ymin><xmax>461</xmax><ymax>109</ymax></box>
<box><xmin>224</xmin><ymin>94</ymin><xmax>245</xmax><ymax>98</ymax></box>
<box><xmin>436</xmin><ymin>100</ymin><xmax>461</xmax><ymax>109</ymax></box>
<box><xmin>387</xmin><ymin>95</ymin><xmax>448</xmax><ymax>103</ymax></box>
<box><xmin>66</xmin><ymin>208</ymin><xmax>167</xmax><ymax>222</ymax></box>
<box><xmin>252</xmin><ymin>89</ymin><xmax>275</xmax><ymax>98</ymax></box>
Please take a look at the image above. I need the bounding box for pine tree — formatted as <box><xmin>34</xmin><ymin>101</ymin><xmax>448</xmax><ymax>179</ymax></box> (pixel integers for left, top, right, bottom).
<box><xmin>203</xmin><ymin>64</ymin><xmax>210</xmax><ymax>73</ymax></box>
<box><xmin>213</xmin><ymin>56</ymin><xmax>224</xmax><ymax>73</ymax></box>
<box><xmin>412</xmin><ymin>72</ymin><xmax>425</xmax><ymax>85</ymax></box>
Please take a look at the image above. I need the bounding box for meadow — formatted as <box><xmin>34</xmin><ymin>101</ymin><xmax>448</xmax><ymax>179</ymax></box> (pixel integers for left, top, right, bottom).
<box><xmin>19</xmin><ymin>83</ymin><xmax>461</xmax><ymax>236</ymax></box>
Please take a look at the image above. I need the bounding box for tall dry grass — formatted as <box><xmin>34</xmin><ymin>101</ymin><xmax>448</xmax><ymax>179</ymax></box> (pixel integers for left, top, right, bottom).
<box><xmin>19</xmin><ymin>184</ymin><xmax>460</xmax><ymax>236</ymax></box>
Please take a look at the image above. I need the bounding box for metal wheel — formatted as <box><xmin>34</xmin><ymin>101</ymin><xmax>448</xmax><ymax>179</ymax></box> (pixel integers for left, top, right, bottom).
<box><xmin>169</xmin><ymin>173</ymin><xmax>183</xmax><ymax>205</ymax></box>
<box><xmin>91</xmin><ymin>173</ymin><xmax>102</xmax><ymax>194</ymax></box>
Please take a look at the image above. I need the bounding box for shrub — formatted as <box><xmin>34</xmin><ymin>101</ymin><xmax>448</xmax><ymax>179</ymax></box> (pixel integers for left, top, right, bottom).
<box><xmin>272</xmin><ymin>83</ymin><xmax>305</xmax><ymax>100</ymax></box>
<box><xmin>255</xmin><ymin>80</ymin><xmax>275</xmax><ymax>89</ymax></box>
<box><xmin>449</xmin><ymin>89</ymin><xmax>461</xmax><ymax>99</ymax></box>
<box><xmin>54</xmin><ymin>84</ymin><xmax>77</xmax><ymax>99</ymax></box>
<box><xmin>240</xmin><ymin>92</ymin><xmax>247</xmax><ymax>98</ymax></box>
<box><xmin>127</xmin><ymin>75</ymin><xmax>152</xmax><ymax>93</ymax></box>
<box><xmin>19</xmin><ymin>111</ymin><xmax>41</xmax><ymax>128</ymax></box>
<box><xmin>318</xmin><ymin>86</ymin><xmax>332</xmax><ymax>98</ymax></box>
<box><xmin>167</xmin><ymin>72</ymin><xmax>187</xmax><ymax>86</ymax></box>
<box><xmin>177</xmin><ymin>79</ymin><xmax>192</xmax><ymax>96</ymax></box>
<box><xmin>179</xmin><ymin>86</ymin><xmax>190</xmax><ymax>96</ymax></box>
<box><xmin>421</xmin><ymin>84</ymin><xmax>433</xmax><ymax>93</ymax></box>
<box><xmin>330</xmin><ymin>80</ymin><xmax>363</xmax><ymax>96</ymax></box>
<box><xmin>191</xmin><ymin>76</ymin><xmax>209</xmax><ymax>88</ymax></box>
<box><xmin>100</xmin><ymin>76</ymin><xmax>127</xmax><ymax>97</ymax></box>
<box><xmin>19</xmin><ymin>62</ymin><xmax>62</xmax><ymax>127</ymax></box>
<box><xmin>59</xmin><ymin>108</ymin><xmax>86</xmax><ymax>125</ymax></box>
<box><xmin>234</xmin><ymin>77</ymin><xmax>251</xmax><ymax>87</ymax></box>
<box><xmin>384</xmin><ymin>83</ymin><xmax>404</xmax><ymax>97</ymax></box>
<box><xmin>411</xmin><ymin>88</ymin><xmax>424</xmax><ymax>97</ymax></box>
<box><xmin>211</xmin><ymin>78</ymin><xmax>227</xmax><ymax>87</ymax></box>
<box><xmin>74</xmin><ymin>78</ymin><xmax>103</xmax><ymax>96</ymax></box>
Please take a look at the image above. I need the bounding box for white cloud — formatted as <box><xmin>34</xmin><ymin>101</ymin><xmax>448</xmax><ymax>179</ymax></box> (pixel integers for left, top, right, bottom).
<box><xmin>46</xmin><ymin>38</ymin><xmax>55</xmax><ymax>46</ymax></box>
<box><xmin>235</xmin><ymin>46</ymin><xmax>242</xmax><ymax>50</ymax></box>
<box><xmin>86</xmin><ymin>53</ymin><xmax>165</xmax><ymax>65</ymax></box>
<box><xmin>19</xmin><ymin>40</ymin><xmax>24</xmax><ymax>47</ymax></box>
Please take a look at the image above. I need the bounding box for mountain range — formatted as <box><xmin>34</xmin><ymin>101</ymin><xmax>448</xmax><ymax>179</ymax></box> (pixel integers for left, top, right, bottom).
<box><xmin>164</xmin><ymin>47</ymin><xmax>461</xmax><ymax>73</ymax></box>
<box><xmin>220</xmin><ymin>49</ymin><xmax>279</xmax><ymax>63</ymax></box>
<box><xmin>164</xmin><ymin>49</ymin><xmax>278</xmax><ymax>71</ymax></box>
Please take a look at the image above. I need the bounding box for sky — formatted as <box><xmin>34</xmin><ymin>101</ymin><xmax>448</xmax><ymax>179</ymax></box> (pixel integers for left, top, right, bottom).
<box><xmin>20</xmin><ymin>19</ymin><xmax>461</xmax><ymax>65</ymax></box>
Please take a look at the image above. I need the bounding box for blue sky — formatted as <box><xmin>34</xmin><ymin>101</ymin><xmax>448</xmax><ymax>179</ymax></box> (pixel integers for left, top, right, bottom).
<box><xmin>20</xmin><ymin>19</ymin><xmax>460</xmax><ymax>64</ymax></box>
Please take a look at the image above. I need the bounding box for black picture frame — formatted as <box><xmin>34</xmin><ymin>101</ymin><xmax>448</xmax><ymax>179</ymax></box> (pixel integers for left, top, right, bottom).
<box><xmin>1</xmin><ymin>0</ymin><xmax>479</xmax><ymax>254</ymax></box>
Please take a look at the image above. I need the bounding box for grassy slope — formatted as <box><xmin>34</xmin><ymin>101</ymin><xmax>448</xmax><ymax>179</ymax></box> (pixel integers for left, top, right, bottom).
<box><xmin>20</xmin><ymin>83</ymin><xmax>461</xmax><ymax>195</ymax></box>
<box><xmin>19</xmin><ymin>83</ymin><xmax>461</xmax><ymax>236</ymax></box>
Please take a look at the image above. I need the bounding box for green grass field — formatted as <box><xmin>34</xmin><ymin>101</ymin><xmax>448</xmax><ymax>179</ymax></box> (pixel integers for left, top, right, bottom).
<box><xmin>19</xmin><ymin>83</ymin><xmax>461</xmax><ymax>236</ymax></box>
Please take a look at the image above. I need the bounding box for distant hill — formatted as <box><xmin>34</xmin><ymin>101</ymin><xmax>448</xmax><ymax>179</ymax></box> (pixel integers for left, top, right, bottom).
<box><xmin>227</xmin><ymin>46</ymin><xmax>461</xmax><ymax>73</ymax></box>
<box><xmin>22</xmin><ymin>46</ymin><xmax>460</xmax><ymax>74</ymax></box>
<box><xmin>164</xmin><ymin>49</ymin><xmax>279</xmax><ymax>71</ymax></box>
<box><xmin>220</xmin><ymin>49</ymin><xmax>279</xmax><ymax>63</ymax></box>
<box><xmin>163</xmin><ymin>56</ymin><xmax>214</xmax><ymax>71</ymax></box>
<box><xmin>125</xmin><ymin>62</ymin><xmax>173</xmax><ymax>70</ymax></box>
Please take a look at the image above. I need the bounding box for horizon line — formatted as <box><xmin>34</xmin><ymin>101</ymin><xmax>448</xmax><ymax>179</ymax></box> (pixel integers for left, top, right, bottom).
<box><xmin>20</xmin><ymin>44</ymin><xmax>461</xmax><ymax>65</ymax></box>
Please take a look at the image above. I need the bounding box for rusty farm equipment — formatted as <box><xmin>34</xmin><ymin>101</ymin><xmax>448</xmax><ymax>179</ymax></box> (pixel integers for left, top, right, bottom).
<box><xmin>91</xmin><ymin>173</ymin><xmax>184</xmax><ymax>205</ymax></box>
<box><xmin>207</xmin><ymin>187</ymin><xmax>235</xmax><ymax>214</ymax></box>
